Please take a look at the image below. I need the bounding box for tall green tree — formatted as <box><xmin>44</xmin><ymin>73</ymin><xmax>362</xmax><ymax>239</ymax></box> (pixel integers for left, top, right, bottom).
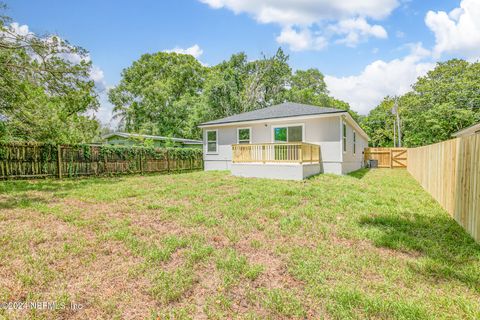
<box><xmin>362</xmin><ymin>59</ymin><xmax>480</xmax><ymax>147</ymax></box>
<box><xmin>0</xmin><ymin>5</ymin><xmax>100</xmax><ymax>143</ymax></box>
<box><xmin>110</xmin><ymin>47</ymin><xmax>360</xmax><ymax>140</ymax></box>
<box><xmin>200</xmin><ymin>52</ymin><xmax>249</xmax><ymax>120</ymax></box>
<box><xmin>108</xmin><ymin>52</ymin><xmax>206</xmax><ymax>137</ymax></box>
<box><xmin>286</xmin><ymin>68</ymin><xmax>359</xmax><ymax>121</ymax></box>
<box><xmin>401</xmin><ymin>59</ymin><xmax>479</xmax><ymax>146</ymax></box>
<box><xmin>361</xmin><ymin>97</ymin><xmax>397</xmax><ymax>147</ymax></box>
<box><xmin>242</xmin><ymin>48</ymin><xmax>291</xmax><ymax>110</ymax></box>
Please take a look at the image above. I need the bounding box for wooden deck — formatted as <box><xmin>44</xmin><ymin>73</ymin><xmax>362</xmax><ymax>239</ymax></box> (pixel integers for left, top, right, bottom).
<box><xmin>232</xmin><ymin>142</ymin><xmax>320</xmax><ymax>164</ymax></box>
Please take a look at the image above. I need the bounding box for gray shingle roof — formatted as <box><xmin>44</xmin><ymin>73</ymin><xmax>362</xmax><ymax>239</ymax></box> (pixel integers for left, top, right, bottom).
<box><xmin>199</xmin><ymin>102</ymin><xmax>345</xmax><ymax>126</ymax></box>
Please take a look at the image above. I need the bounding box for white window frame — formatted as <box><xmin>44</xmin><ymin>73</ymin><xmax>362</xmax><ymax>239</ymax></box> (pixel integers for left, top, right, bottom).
<box><xmin>271</xmin><ymin>123</ymin><xmax>305</xmax><ymax>143</ymax></box>
<box><xmin>353</xmin><ymin>131</ymin><xmax>356</xmax><ymax>155</ymax></box>
<box><xmin>205</xmin><ymin>129</ymin><xmax>218</xmax><ymax>154</ymax></box>
<box><xmin>342</xmin><ymin>121</ymin><xmax>347</xmax><ymax>153</ymax></box>
<box><xmin>236</xmin><ymin>127</ymin><xmax>251</xmax><ymax>144</ymax></box>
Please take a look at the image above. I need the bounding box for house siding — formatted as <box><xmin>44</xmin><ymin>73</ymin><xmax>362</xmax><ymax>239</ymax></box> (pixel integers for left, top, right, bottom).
<box><xmin>203</xmin><ymin>115</ymin><xmax>349</xmax><ymax>174</ymax></box>
<box><xmin>340</xmin><ymin>117</ymin><xmax>368</xmax><ymax>174</ymax></box>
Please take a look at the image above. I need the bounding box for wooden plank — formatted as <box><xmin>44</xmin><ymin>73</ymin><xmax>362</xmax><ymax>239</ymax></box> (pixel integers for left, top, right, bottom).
<box><xmin>0</xmin><ymin>143</ymin><xmax>203</xmax><ymax>179</ymax></box>
<box><xmin>232</xmin><ymin>142</ymin><xmax>321</xmax><ymax>164</ymax></box>
<box><xmin>365</xmin><ymin>147</ymin><xmax>408</xmax><ymax>168</ymax></box>
<box><xmin>407</xmin><ymin>135</ymin><xmax>480</xmax><ymax>243</ymax></box>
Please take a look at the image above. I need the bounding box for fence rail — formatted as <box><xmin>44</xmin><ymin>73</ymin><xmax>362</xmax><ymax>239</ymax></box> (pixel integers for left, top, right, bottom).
<box><xmin>407</xmin><ymin>134</ymin><xmax>480</xmax><ymax>242</ymax></box>
<box><xmin>232</xmin><ymin>142</ymin><xmax>320</xmax><ymax>164</ymax></box>
<box><xmin>0</xmin><ymin>143</ymin><xmax>203</xmax><ymax>179</ymax></box>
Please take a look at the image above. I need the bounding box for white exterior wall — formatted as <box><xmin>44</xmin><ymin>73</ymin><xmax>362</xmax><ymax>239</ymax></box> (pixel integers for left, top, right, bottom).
<box><xmin>231</xmin><ymin>163</ymin><xmax>321</xmax><ymax>180</ymax></box>
<box><xmin>340</xmin><ymin>117</ymin><xmax>368</xmax><ymax>174</ymax></box>
<box><xmin>203</xmin><ymin>114</ymin><xmax>368</xmax><ymax>175</ymax></box>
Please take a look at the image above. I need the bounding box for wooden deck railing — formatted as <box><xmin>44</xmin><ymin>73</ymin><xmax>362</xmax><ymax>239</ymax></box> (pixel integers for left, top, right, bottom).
<box><xmin>232</xmin><ymin>143</ymin><xmax>320</xmax><ymax>164</ymax></box>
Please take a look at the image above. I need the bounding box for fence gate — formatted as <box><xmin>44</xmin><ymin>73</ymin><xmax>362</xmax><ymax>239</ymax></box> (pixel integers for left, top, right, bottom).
<box><xmin>391</xmin><ymin>148</ymin><xmax>407</xmax><ymax>168</ymax></box>
<box><xmin>364</xmin><ymin>147</ymin><xmax>408</xmax><ymax>168</ymax></box>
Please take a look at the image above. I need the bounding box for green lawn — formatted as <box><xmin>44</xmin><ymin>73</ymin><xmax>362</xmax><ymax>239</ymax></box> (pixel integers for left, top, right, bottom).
<box><xmin>0</xmin><ymin>169</ymin><xmax>479</xmax><ymax>319</ymax></box>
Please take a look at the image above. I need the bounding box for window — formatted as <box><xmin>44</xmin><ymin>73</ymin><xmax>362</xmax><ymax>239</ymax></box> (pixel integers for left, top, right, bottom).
<box><xmin>206</xmin><ymin>130</ymin><xmax>217</xmax><ymax>153</ymax></box>
<box><xmin>273</xmin><ymin>125</ymin><xmax>303</xmax><ymax>142</ymax></box>
<box><xmin>237</xmin><ymin>128</ymin><xmax>251</xmax><ymax>144</ymax></box>
<box><xmin>353</xmin><ymin>131</ymin><xmax>356</xmax><ymax>154</ymax></box>
<box><xmin>342</xmin><ymin>122</ymin><xmax>347</xmax><ymax>153</ymax></box>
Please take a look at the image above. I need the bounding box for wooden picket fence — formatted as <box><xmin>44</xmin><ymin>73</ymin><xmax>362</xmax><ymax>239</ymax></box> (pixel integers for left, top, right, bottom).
<box><xmin>407</xmin><ymin>134</ymin><xmax>480</xmax><ymax>242</ymax></box>
<box><xmin>364</xmin><ymin>147</ymin><xmax>408</xmax><ymax>168</ymax></box>
<box><xmin>0</xmin><ymin>143</ymin><xmax>203</xmax><ymax>179</ymax></box>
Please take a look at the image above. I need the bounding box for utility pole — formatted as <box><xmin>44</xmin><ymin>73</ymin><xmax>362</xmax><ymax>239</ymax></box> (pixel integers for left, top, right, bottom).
<box><xmin>393</xmin><ymin>119</ymin><xmax>396</xmax><ymax>148</ymax></box>
<box><xmin>396</xmin><ymin>110</ymin><xmax>402</xmax><ymax>147</ymax></box>
<box><xmin>391</xmin><ymin>97</ymin><xmax>402</xmax><ymax>147</ymax></box>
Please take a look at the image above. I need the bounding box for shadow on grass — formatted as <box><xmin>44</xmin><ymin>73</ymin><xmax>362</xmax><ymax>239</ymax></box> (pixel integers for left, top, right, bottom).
<box><xmin>359</xmin><ymin>213</ymin><xmax>480</xmax><ymax>291</ymax></box>
<box><xmin>0</xmin><ymin>195</ymin><xmax>50</xmax><ymax>210</ymax></box>
<box><xmin>0</xmin><ymin>178</ymin><xmax>126</xmax><ymax>210</ymax></box>
<box><xmin>348</xmin><ymin>168</ymin><xmax>370</xmax><ymax>179</ymax></box>
<box><xmin>0</xmin><ymin>177</ymin><xmax>124</xmax><ymax>193</ymax></box>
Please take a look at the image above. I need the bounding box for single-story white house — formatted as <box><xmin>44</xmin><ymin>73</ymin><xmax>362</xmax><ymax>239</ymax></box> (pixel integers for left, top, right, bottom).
<box><xmin>198</xmin><ymin>102</ymin><xmax>369</xmax><ymax>180</ymax></box>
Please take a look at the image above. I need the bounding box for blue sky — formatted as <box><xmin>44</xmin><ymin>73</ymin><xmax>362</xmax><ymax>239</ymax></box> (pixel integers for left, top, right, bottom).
<box><xmin>7</xmin><ymin>0</ymin><xmax>480</xmax><ymax>122</ymax></box>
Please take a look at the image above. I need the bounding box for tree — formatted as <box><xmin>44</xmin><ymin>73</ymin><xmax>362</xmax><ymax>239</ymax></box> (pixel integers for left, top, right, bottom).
<box><xmin>362</xmin><ymin>59</ymin><xmax>480</xmax><ymax>147</ymax></box>
<box><xmin>110</xmin><ymin>47</ymin><xmax>362</xmax><ymax>140</ymax></box>
<box><xmin>0</xmin><ymin>4</ymin><xmax>100</xmax><ymax>143</ymax></box>
<box><xmin>108</xmin><ymin>52</ymin><xmax>205</xmax><ymax>137</ymax></box>
<box><xmin>401</xmin><ymin>59</ymin><xmax>480</xmax><ymax>146</ymax></box>
<box><xmin>242</xmin><ymin>48</ymin><xmax>291</xmax><ymax>110</ymax></box>
<box><xmin>200</xmin><ymin>52</ymin><xmax>249</xmax><ymax>120</ymax></box>
<box><xmin>361</xmin><ymin>97</ymin><xmax>397</xmax><ymax>147</ymax></box>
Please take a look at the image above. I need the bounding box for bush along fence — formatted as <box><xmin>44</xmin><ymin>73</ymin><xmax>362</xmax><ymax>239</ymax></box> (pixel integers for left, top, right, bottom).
<box><xmin>407</xmin><ymin>134</ymin><xmax>480</xmax><ymax>243</ymax></box>
<box><xmin>0</xmin><ymin>142</ymin><xmax>203</xmax><ymax>179</ymax></box>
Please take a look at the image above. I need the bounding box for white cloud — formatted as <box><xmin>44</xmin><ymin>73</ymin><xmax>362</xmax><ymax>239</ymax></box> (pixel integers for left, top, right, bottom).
<box><xmin>90</xmin><ymin>65</ymin><xmax>107</xmax><ymax>91</ymax></box>
<box><xmin>325</xmin><ymin>43</ymin><xmax>435</xmax><ymax>114</ymax></box>
<box><xmin>425</xmin><ymin>0</ymin><xmax>480</xmax><ymax>60</ymax></box>
<box><xmin>199</xmin><ymin>0</ymin><xmax>398</xmax><ymax>50</ymax></box>
<box><xmin>200</xmin><ymin>0</ymin><xmax>398</xmax><ymax>24</ymax></box>
<box><xmin>93</xmin><ymin>87</ymin><xmax>117</xmax><ymax>126</ymax></box>
<box><xmin>165</xmin><ymin>44</ymin><xmax>204</xmax><ymax>58</ymax></box>
<box><xmin>330</xmin><ymin>18</ymin><xmax>387</xmax><ymax>47</ymax></box>
<box><xmin>276</xmin><ymin>27</ymin><xmax>326</xmax><ymax>51</ymax></box>
<box><xmin>8</xmin><ymin>22</ymin><xmax>32</xmax><ymax>37</ymax></box>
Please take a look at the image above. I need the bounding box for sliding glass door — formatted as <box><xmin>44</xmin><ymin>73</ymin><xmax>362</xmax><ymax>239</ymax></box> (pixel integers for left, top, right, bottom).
<box><xmin>273</xmin><ymin>125</ymin><xmax>303</xmax><ymax>142</ymax></box>
<box><xmin>273</xmin><ymin>125</ymin><xmax>303</xmax><ymax>161</ymax></box>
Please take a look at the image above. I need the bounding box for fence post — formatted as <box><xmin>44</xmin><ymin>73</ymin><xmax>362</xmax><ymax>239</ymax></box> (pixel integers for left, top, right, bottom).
<box><xmin>57</xmin><ymin>145</ymin><xmax>62</xmax><ymax>179</ymax></box>
<box><xmin>166</xmin><ymin>150</ymin><xmax>170</xmax><ymax>172</ymax></box>
<box><xmin>390</xmin><ymin>149</ymin><xmax>393</xmax><ymax>168</ymax></box>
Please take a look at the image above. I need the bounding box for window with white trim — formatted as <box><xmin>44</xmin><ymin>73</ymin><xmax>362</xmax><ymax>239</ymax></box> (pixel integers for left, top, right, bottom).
<box><xmin>342</xmin><ymin>122</ymin><xmax>347</xmax><ymax>153</ymax></box>
<box><xmin>206</xmin><ymin>130</ymin><xmax>217</xmax><ymax>153</ymax></box>
<box><xmin>273</xmin><ymin>125</ymin><xmax>303</xmax><ymax>142</ymax></box>
<box><xmin>237</xmin><ymin>128</ymin><xmax>251</xmax><ymax>144</ymax></box>
<box><xmin>353</xmin><ymin>131</ymin><xmax>356</xmax><ymax>154</ymax></box>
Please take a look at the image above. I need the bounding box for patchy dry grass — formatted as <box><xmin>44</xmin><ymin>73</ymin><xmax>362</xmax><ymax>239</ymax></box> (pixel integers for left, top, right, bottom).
<box><xmin>0</xmin><ymin>169</ymin><xmax>479</xmax><ymax>319</ymax></box>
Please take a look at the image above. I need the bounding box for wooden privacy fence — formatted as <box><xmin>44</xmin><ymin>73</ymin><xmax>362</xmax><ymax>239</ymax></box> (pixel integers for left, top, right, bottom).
<box><xmin>407</xmin><ymin>134</ymin><xmax>480</xmax><ymax>242</ymax></box>
<box><xmin>0</xmin><ymin>143</ymin><xmax>203</xmax><ymax>179</ymax></box>
<box><xmin>364</xmin><ymin>147</ymin><xmax>407</xmax><ymax>168</ymax></box>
